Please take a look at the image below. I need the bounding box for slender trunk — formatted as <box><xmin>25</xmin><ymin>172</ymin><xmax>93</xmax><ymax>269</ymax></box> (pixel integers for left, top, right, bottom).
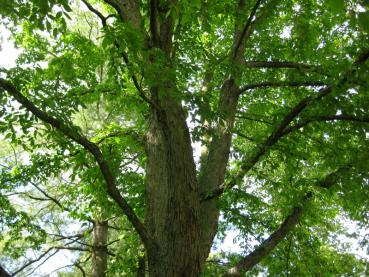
<box><xmin>145</xmin><ymin>96</ymin><xmax>201</xmax><ymax>276</ymax></box>
<box><xmin>91</xmin><ymin>221</ymin><xmax>108</xmax><ymax>277</ymax></box>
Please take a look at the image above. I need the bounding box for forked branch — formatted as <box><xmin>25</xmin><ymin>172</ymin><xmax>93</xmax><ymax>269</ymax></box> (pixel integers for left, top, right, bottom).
<box><xmin>202</xmin><ymin>48</ymin><xmax>369</xmax><ymax>201</ymax></box>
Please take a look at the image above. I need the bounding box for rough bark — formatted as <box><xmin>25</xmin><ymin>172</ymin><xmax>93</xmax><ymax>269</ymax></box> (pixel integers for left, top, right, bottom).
<box><xmin>143</xmin><ymin>0</ymin><xmax>202</xmax><ymax>274</ymax></box>
<box><xmin>145</xmin><ymin>97</ymin><xmax>200</xmax><ymax>276</ymax></box>
<box><xmin>91</xmin><ymin>221</ymin><xmax>109</xmax><ymax>277</ymax></box>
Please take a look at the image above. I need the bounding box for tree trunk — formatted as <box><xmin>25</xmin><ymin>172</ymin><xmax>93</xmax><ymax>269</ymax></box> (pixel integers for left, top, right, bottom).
<box><xmin>145</xmin><ymin>96</ymin><xmax>201</xmax><ymax>276</ymax></box>
<box><xmin>198</xmin><ymin>79</ymin><xmax>240</xmax><ymax>263</ymax></box>
<box><xmin>91</xmin><ymin>221</ymin><xmax>108</xmax><ymax>277</ymax></box>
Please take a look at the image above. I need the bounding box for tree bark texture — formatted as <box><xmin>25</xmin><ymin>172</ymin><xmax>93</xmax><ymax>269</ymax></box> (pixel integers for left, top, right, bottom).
<box><xmin>145</xmin><ymin>96</ymin><xmax>201</xmax><ymax>276</ymax></box>
<box><xmin>91</xmin><ymin>221</ymin><xmax>108</xmax><ymax>277</ymax></box>
<box><xmin>198</xmin><ymin>79</ymin><xmax>240</xmax><ymax>264</ymax></box>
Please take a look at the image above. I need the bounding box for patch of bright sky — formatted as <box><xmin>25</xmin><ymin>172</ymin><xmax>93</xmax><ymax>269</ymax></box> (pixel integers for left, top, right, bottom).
<box><xmin>0</xmin><ymin>25</ymin><xmax>20</xmax><ymax>70</ymax></box>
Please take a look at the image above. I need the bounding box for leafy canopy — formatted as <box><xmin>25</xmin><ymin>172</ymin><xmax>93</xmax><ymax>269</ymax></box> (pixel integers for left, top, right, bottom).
<box><xmin>1</xmin><ymin>0</ymin><xmax>369</xmax><ymax>275</ymax></box>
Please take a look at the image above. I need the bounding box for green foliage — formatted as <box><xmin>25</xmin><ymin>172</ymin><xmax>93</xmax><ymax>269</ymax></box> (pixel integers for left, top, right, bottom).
<box><xmin>1</xmin><ymin>0</ymin><xmax>369</xmax><ymax>275</ymax></box>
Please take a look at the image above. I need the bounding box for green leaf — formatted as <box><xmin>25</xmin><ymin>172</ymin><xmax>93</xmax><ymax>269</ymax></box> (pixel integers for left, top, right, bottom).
<box><xmin>55</xmin><ymin>11</ymin><xmax>63</xmax><ymax>19</ymax></box>
<box><xmin>326</xmin><ymin>0</ymin><xmax>345</xmax><ymax>13</ymax></box>
<box><xmin>62</xmin><ymin>3</ymin><xmax>72</xmax><ymax>13</ymax></box>
<box><xmin>53</xmin><ymin>28</ymin><xmax>58</xmax><ymax>38</ymax></box>
<box><xmin>358</xmin><ymin>11</ymin><xmax>369</xmax><ymax>33</ymax></box>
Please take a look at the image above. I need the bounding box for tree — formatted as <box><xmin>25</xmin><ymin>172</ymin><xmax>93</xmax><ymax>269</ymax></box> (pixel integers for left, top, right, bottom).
<box><xmin>1</xmin><ymin>0</ymin><xmax>369</xmax><ymax>276</ymax></box>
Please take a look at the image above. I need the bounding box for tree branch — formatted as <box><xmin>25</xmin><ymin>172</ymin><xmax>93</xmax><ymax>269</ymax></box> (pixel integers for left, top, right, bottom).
<box><xmin>81</xmin><ymin>0</ymin><xmax>108</xmax><ymax>26</ymax></box>
<box><xmin>201</xmin><ymin>91</ymin><xmax>321</xmax><ymax>201</ymax></box>
<box><xmin>74</xmin><ymin>262</ymin><xmax>86</xmax><ymax>277</ymax></box>
<box><xmin>0</xmin><ymin>79</ymin><xmax>152</xmax><ymax>250</ymax></box>
<box><xmin>12</xmin><ymin>248</ymin><xmax>57</xmax><ymax>276</ymax></box>
<box><xmin>233</xmin><ymin>0</ymin><xmax>263</xmax><ymax>59</ymax></box>
<box><xmin>224</xmin><ymin>206</ymin><xmax>303</xmax><ymax>276</ymax></box>
<box><xmin>282</xmin><ymin>114</ymin><xmax>369</xmax><ymax>136</ymax></box>
<box><xmin>238</xmin><ymin>81</ymin><xmax>328</xmax><ymax>94</ymax></box>
<box><xmin>224</xmin><ymin>166</ymin><xmax>350</xmax><ymax>276</ymax></box>
<box><xmin>149</xmin><ymin>0</ymin><xmax>159</xmax><ymax>46</ymax></box>
<box><xmin>119</xmin><ymin>51</ymin><xmax>158</xmax><ymax>109</ymax></box>
<box><xmin>244</xmin><ymin>61</ymin><xmax>318</xmax><ymax>69</ymax></box>
<box><xmin>103</xmin><ymin>0</ymin><xmax>142</xmax><ymax>29</ymax></box>
<box><xmin>94</xmin><ymin>0</ymin><xmax>155</xmax><ymax>108</ymax></box>
<box><xmin>202</xmin><ymin>48</ymin><xmax>369</xmax><ymax>201</ymax></box>
<box><xmin>53</xmin><ymin>246</ymin><xmax>91</xmax><ymax>252</ymax></box>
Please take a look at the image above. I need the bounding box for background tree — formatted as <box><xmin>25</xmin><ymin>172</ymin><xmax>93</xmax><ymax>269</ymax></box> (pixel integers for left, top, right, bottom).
<box><xmin>1</xmin><ymin>0</ymin><xmax>369</xmax><ymax>276</ymax></box>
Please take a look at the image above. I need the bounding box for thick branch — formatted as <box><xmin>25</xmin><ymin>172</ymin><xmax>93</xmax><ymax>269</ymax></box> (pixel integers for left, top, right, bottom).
<box><xmin>149</xmin><ymin>0</ymin><xmax>159</xmax><ymax>45</ymax></box>
<box><xmin>224</xmin><ymin>206</ymin><xmax>303</xmax><ymax>276</ymax></box>
<box><xmin>201</xmin><ymin>91</ymin><xmax>320</xmax><ymax>201</ymax></box>
<box><xmin>224</xmin><ymin>166</ymin><xmax>350</xmax><ymax>276</ymax></box>
<box><xmin>98</xmin><ymin>0</ymin><xmax>155</xmax><ymax>107</ymax></box>
<box><xmin>0</xmin><ymin>79</ymin><xmax>151</xmax><ymax>250</ymax></box>
<box><xmin>82</xmin><ymin>0</ymin><xmax>150</xmax><ymax>105</ymax></box>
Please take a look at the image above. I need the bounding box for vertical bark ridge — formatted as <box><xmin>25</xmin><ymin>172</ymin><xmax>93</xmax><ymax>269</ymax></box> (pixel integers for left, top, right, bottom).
<box><xmin>145</xmin><ymin>97</ymin><xmax>201</xmax><ymax>276</ymax></box>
